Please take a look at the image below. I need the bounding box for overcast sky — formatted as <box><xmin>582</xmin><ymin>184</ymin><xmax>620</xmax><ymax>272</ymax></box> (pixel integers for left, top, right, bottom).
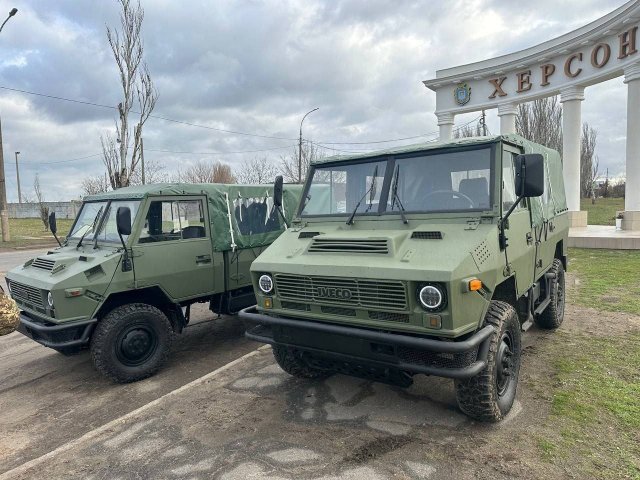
<box><xmin>0</xmin><ymin>0</ymin><xmax>628</xmax><ymax>201</ymax></box>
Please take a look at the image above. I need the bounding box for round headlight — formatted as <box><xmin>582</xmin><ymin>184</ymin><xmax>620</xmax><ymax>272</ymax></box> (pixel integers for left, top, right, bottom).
<box><xmin>47</xmin><ymin>292</ymin><xmax>54</xmax><ymax>307</ymax></box>
<box><xmin>258</xmin><ymin>274</ymin><xmax>273</xmax><ymax>294</ymax></box>
<box><xmin>418</xmin><ymin>285</ymin><xmax>443</xmax><ymax>310</ymax></box>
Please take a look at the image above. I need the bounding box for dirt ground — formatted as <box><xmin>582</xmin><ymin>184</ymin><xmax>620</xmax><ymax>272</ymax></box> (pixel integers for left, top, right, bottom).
<box><xmin>1</xmin><ymin>298</ymin><xmax>637</xmax><ymax>480</ymax></box>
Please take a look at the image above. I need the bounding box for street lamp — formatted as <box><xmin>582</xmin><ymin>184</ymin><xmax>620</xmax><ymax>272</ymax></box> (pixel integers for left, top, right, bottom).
<box><xmin>298</xmin><ymin>108</ymin><xmax>319</xmax><ymax>184</ymax></box>
<box><xmin>0</xmin><ymin>8</ymin><xmax>17</xmax><ymax>33</ymax></box>
<box><xmin>15</xmin><ymin>151</ymin><xmax>21</xmax><ymax>204</ymax></box>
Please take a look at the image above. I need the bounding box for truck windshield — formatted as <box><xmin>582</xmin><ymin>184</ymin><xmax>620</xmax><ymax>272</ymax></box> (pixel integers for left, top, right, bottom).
<box><xmin>301</xmin><ymin>146</ymin><xmax>493</xmax><ymax>216</ymax></box>
<box><xmin>69</xmin><ymin>200</ymin><xmax>141</xmax><ymax>243</ymax></box>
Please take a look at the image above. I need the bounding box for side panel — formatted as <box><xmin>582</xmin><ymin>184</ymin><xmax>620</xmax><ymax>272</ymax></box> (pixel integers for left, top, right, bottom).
<box><xmin>226</xmin><ymin>246</ymin><xmax>268</xmax><ymax>291</ymax></box>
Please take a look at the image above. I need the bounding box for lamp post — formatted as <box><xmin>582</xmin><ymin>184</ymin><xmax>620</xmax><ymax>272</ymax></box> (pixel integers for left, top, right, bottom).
<box><xmin>0</xmin><ymin>8</ymin><xmax>18</xmax><ymax>241</ymax></box>
<box><xmin>0</xmin><ymin>8</ymin><xmax>17</xmax><ymax>33</ymax></box>
<box><xmin>15</xmin><ymin>151</ymin><xmax>21</xmax><ymax>203</ymax></box>
<box><xmin>298</xmin><ymin>108</ymin><xmax>319</xmax><ymax>184</ymax></box>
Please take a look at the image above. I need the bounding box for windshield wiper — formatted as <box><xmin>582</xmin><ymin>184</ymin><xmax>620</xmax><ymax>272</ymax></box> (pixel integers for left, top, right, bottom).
<box><xmin>390</xmin><ymin>165</ymin><xmax>408</xmax><ymax>224</ymax></box>
<box><xmin>76</xmin><ymin>206</ymin><xmax>104</xmax><ymax>249</ymax></box>
<box><xmin>346</xmin><ymin>165</ymin><xmax>378</xmax><ymax>225</ymax></box>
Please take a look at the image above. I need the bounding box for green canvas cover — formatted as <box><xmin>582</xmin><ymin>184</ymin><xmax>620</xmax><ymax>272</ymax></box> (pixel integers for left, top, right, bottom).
<box><xmin>86</xmin><ymin>183</ymin><xmax>304</xmax><ymax>252</ymax></box>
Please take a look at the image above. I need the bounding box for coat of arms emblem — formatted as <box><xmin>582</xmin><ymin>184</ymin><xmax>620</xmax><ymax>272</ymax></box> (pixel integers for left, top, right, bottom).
<box><xmin>454</xmin><ymin>83</ymin><xmax>471</xmax><ymax>105</ymax></box>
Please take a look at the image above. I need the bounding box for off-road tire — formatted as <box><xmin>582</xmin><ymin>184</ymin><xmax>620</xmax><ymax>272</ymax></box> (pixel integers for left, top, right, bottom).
<box><xmin>90</xmin><ymin>303</ymin><xmax>173</xmax><ymax>383</ymax></box>
<box><xmin>454</xmin><ymin>301</ymin><xmax>521</xmax><ymax>422</ymax></box>
<box><xmin>272</xmin><ymin>345</ymin><xmax>332</xmax><ymax>379</ymax></box>
<box><xmin>535</xmin><ymin>258</ymin><xmax>565</xmax><ymax>330</ymax></box>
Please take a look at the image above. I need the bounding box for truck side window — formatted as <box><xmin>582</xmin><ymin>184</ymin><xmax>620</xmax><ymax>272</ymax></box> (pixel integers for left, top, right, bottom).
<box><xmin>139</xmin><ymin>200</ymin><xmax>206</xmax><ymax>243</ymax></box>
<box><xmin>502</xmin><ymin>153</ymin><xmax>525</xmax><ymax>211</ymax></box>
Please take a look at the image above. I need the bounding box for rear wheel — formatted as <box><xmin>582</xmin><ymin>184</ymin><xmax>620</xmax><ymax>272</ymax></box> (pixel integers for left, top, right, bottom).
<box><xmin>90</xmin><ymin>303</ymin><xmax>173</xmax><ymax>383</ymax></box>
<box><xmin>455</xmin><ymin>301</ymin><xmax>521</xmax><ymax>422</ymax></box>
<box><xmin>272</xmin><ymin>345</ymin><xmax>332</xmax><ymax>379</ymax></box>
<box><xmin>535</xmin><ymin>258</ymin><xmax>565</xmax><ymax>329</ymax></box>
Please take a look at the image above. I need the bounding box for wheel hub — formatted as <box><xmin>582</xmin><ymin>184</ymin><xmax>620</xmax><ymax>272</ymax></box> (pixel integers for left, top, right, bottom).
<box><xmin>496</xmin><ymin>333</ymin><xmax>513</xmax><ymax>396</ymax></box>
<box><xmin>117</xmin><ymin>327</ymin><xmax>157</xmax><ymax>366</ymax></box>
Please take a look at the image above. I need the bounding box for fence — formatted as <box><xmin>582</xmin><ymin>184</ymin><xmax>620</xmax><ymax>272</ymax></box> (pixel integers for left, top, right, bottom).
<box><xmin>7</xmin><ymin>201</ymin><xmax>81</xmax><ymax>219</ymax></box>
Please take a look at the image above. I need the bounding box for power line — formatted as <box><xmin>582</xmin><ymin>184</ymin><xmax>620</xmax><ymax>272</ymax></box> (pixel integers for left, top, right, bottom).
<box><xmin>22</xmin><ymin>144</ymin><xmax>298</xmax><ymax>165</ymax></box>
<box><xmin>0</xmin><ymin>85</ymin><xmax>297</xmax><ymax>141</ymax></box>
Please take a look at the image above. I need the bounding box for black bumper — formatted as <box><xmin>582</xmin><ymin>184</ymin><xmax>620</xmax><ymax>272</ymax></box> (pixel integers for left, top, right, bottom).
<box><xmin>17</xmin><ymin>312</ymin><xmax>97</xmax><ymax>349</ymax></box>
<box><xmin>239</xmin><ymin>306</ymin><xmax>494</xmax><ymax>380</ymax></box>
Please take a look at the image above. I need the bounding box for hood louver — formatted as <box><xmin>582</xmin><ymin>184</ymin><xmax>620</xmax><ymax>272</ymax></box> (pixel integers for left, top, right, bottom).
<box><xmin>308</xmin><ymin>238</ymin><xmax>389</xmax><ymax>254</ymax></box>
<box><xmin>31</xmin><ymin>257</ymin><xmax>56</xmax><ymax>271</ymax></box>
<box><xmin>298</xmin><ymin>231</ymin><xmax>320</xmax><ymax>239</ymax></box>
<box><xmin>411</xmin><ymin>231</ymin><xmax>443</xmax><ymax>240</ymax></box>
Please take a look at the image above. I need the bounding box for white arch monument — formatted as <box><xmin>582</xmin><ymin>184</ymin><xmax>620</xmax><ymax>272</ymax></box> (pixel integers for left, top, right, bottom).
<box><xmin>424</xmin><ymin>0</ymin><xmax>640</xmax><ymax>230</ymax></box>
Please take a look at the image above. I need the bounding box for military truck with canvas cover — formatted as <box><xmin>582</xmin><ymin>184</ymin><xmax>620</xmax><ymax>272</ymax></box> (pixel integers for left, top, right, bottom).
<box><xmin>240</xmin><ymin>135</ymin><xmax>569</xmax><ymax>421</ymax></box>
<box><xmin>6</xmin><ymin>183</ymin><xmax>302</xmax><ymax>382</ymax></box>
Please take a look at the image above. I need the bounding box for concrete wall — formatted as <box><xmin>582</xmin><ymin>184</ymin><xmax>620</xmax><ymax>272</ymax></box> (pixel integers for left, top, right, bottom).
<box><xmin>8</xmin><ymin>201</ymin><xmax>80</xmax><ymax>219</ymax></box>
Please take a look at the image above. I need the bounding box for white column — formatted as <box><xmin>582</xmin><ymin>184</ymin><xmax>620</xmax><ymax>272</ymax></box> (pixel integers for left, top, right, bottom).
<box><xmin>560</xmin><ymin>86</ymin><xmax>586</xmax><ymax>227</ymax></box>
<box><xmin>497</xmin><ymin>103</ymin><xmax>518</xmax><ymax>135</ymax></box>
<box><xmin>436</xmin><ymin>112</ymin><xmax>455</xmax><ymax>141</ymax></box>
<box><xmin>623</xmin><ymin>64</ymin><xmax>640</xmax><ymax>231</ymax></box>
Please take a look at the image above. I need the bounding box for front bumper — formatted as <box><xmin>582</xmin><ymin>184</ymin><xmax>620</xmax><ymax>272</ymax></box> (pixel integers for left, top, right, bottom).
<box><xmin>239</xmin><ymin>306</ymin><xmax>494</xmax><ymax>380</ymax></box>
<box><xmin>17</xmin><ymin>311</ymin><xmax>97</xmax><ymax>349</ymax></box>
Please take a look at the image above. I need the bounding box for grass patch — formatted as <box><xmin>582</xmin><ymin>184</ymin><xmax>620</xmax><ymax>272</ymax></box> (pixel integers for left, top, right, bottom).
<box><xmin>544</xmin><ymin>332</ymin><xmax>640</xmax><ymax>478</ymax></box>
<box><xmin>568</xmin><ymin>248</ymin><xmax>640</xmax><ymax>316</ymax></box>
<box><xmin>580</xmin><ymin>197</ymin><xmax>624</xmax><ymax>226</ymax></box>
<box><xmin>0</xmin><ymin>218</ymin><xmax>73</xmax><ymax>249</ymax></box>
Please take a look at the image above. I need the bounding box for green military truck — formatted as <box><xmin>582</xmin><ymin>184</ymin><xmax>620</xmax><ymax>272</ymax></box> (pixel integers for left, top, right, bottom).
<box><xmin>6</xmin><ymin>183</ymin><xmax>302</xmax><ymax>382</ymax></box>
<box><xmin>240</xmin><ymin>134</ymin><xmax>569</xmax><ymax>421</ymax></box>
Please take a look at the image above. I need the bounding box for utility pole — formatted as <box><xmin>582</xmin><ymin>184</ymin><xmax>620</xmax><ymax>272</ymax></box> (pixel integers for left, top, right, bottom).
<box><xmin>14</xmin><ymin>151</ymin><xmax>21</xmax><ymax>203</ymax></box>
<box><xmin>140</xmin><ymin>136</ymin><xmax>145</xmax><ymax>184</ymax></box>
<box><xmin>298</xmin><ymin>108</ymin><xmax>319</xmax><ymax>184</ymax></box>
<box><xmin>0</xmin><ymin>117</ymin><xmax>9</xmax><ymax>241</ymax></box>
<box><xmin>481</xmin><ymin>110</ymin><xmax>487</xmax><ymax>136</ymax></box>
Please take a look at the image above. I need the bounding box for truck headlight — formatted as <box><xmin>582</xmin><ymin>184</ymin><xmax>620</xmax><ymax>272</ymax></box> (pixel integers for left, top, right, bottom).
<box><xmin>418</xmin><ymin>284</ymin><xmax>445</xmax><ymax>311</ymax></box>
<box><xmin>258</xmin><ymin>274</ymin><xmax>274</xmax><ymax>294</ymax></box>
<box><xmin>47</xmin><ymin>292</ymin><xmax>54</xmax><ymax>307</ymax></box>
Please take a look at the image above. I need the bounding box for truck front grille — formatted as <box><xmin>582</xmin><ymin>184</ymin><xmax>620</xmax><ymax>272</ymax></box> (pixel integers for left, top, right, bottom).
<box><xmin>8</xmin><ymin>280</ymin><xmax>45</xmax><ymax>311</ymax></box>
<box><xmin>274</xmin><ymin>274</ymin><xmax>407</xmax><ymax>311</ymax></box>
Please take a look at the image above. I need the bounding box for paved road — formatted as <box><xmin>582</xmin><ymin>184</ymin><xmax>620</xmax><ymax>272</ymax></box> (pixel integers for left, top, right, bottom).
<box><xmin>0</xmin><ymin>248</ymin><xmax>47</xmax><ymax>286</ymax></box>
<box><xmin>0</xmin><ymin>246</ymin><xmax>256</xmax><ymax>475</ymax></box>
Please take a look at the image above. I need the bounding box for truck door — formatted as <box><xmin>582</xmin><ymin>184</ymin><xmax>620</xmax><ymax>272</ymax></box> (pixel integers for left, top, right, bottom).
<box><xmin>132</xmin><ymin>196</ymin><xmax>218</xmax><ymax>300</ymax></box>
<box><xmin>502</xmin><ymin>148</ymin><xmax>536</xmax><ymax>297</ymax></box>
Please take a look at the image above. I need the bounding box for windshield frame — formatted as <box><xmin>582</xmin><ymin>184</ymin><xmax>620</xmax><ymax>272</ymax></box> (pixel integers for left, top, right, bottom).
<box><xmin>298</xmin><ymin>142</ymin><xmax>498</xmax><ymax>219</ymax></box>
<box><xmin>68</xmin><ymin>199</ymin><xmax>142</xmax><ymax>244</ymax></box>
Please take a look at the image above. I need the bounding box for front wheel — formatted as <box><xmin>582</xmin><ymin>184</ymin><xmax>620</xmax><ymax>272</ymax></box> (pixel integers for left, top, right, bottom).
<box><xmin>90</xmin><ymin>303</ymin><xmax>173</xmax><ymax>383</ymax></box>
<box><xmin>272</xmin><ymin>345</ymin><xmax>332</xmax><ymax>379</ymax></box>
<box><xmin>455</xmin><ymin>301</ymin><xmax>521</xmax><ymax>422</ymax></box>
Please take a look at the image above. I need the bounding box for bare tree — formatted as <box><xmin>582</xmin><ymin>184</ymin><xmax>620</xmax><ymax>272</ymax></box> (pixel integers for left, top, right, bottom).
<box><xmin>453</xmin><ymin>121</ymin><xmax>483</xmax><ymax>139</ymax></box>
<box><xmin>102</xmin><ymin>0</ymin><xmax>158</xmax><ymax>189</ymax></box>
<box><xmin>33</xmin><ymin>174</ymin><xmax>49</xmax><ymax>231</ymax></box>
<box><xmin>182</xmin><ymin>160</ymin><xmax>235</xmax><ymax>184</ymax></box>
<box><xmin>516</xmin><ymin>97</ymin><xmax>563</xmax><ymax>155</ymax></box>
<box><xmin>235</xmin><ymin>157</ymin><xmax>280</xmax><ymax>184</ymax></box>
<box><xmin>580</xmin><ymin>122</ymin><xmax>599</xmax><ymax>198</ymax></box>
<box><xmin>280</xmin><ymin>141</ymin><xmax>325</xmax><ymax>183</ymax></box>
<box><xmin>130</xmin><ymin>158</ymin><xmax>169</xmax><ymax>184</ymax></box>
<box><xmin>82</xmin><ymin>174</ymin><xmax>111</xmax><ymax>196</ymax></box>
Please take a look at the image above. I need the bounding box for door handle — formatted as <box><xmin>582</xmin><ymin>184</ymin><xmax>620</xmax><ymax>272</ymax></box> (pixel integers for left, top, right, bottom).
<box><xmin>196</xmin><ymin>254</ymin><xmax>212</xmax><ymax>264</ymax></box>
<box><xmin>526</xmin><ymin>232</ymin><xmax>534</xmax><ymax>245</ymax></box>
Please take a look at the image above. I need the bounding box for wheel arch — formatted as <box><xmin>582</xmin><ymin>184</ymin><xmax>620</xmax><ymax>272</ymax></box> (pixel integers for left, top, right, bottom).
<box><xmin>95</xmin><ymin>287</ymin><xmax>186</xmax><ymax>333</ymax></box>
<box><xmin>555</xmin><ymin>240</ymin><xmax>567</xmax><ymax>271</ymax></box>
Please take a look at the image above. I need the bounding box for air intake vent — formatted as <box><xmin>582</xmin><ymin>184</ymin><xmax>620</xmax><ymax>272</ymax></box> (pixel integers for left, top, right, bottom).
<box><xmin>308</xmin><ymin>238</ymin><xmax>389</xmax><ymax>254</ymax></box>
<box><xmin>298</xmin><ymin>231</ymin><xmax>320</xmax><ymax>239</ymax></box>
<box><xmin>472</xmin><ymin>240</ymin><xmax>492</xmax><ymax>267</ymax></box>
<box><xmin>411</xmin><ymin>231</ymin><xmax>443</xmax><ymax>240</ymax></box>
<box><xmin>32</xmin><ymin>257</ymin><xmax>55</xmax><ymax>271</ymax></box>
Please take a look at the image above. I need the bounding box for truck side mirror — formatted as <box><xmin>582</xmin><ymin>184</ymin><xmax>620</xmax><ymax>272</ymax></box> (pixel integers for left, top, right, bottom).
<box><xmin>515</xmin><ymin>154</ymin><xmax>545</xmax><ymax>197</ymax></box>
<box><xmin>273</xmin><ymin>175</ymin><xmax>284</xmax><ymax>208</ymax></box>
<box><xmin>116</xmin><ymin>207</ymin><xmax>132</xmax><ymax>236</ymax></box>
<box><xmin>48</xmin><ymin>212</ymin><xmax>57</xmax><ymax>235</ymax></box>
